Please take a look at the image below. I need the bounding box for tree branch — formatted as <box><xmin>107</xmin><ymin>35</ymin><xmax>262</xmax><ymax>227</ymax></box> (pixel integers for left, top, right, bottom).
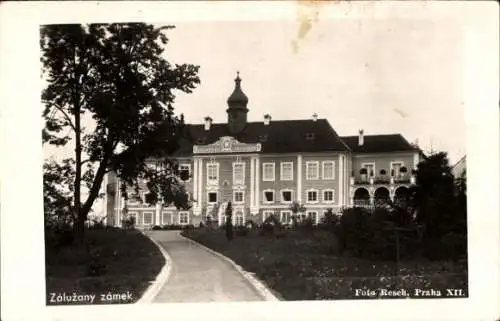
<box><xmin>53</xmin><ymin>104</ymin><xmax>76</xmax><ymax>132</ymax></box>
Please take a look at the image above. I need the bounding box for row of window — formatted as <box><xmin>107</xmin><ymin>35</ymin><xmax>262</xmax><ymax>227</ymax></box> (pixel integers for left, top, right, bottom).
<box><xmin>359</xmin><ymin>162</ymin><xmax>408</xmax><ymax>177</ymax></box>
<box><xmin>262</xmin><ymin>210</ymin><xmax>328</xmax><ymax>225</ymax></box>
<box><xmin>127</xmin><ymin>211</ymin><xmax>190</xmax><ymax>226</ymax></box>
<box><xmin>176</xmin><ymin>160</ymin><xmax>336</xmax><ymax>186</ymax></box>
<box><xmin>128</xmin><ymin>188</ymin><xmax>335</xmax><ymax>205</ymax></box>
<box><xmin>206</xmin><ymin>188</ymin><xmax>335</xmax><ymax>205</ymax></box>
<box><xmin>128</xmin><ymin>209</ymin><xmax>338</xmax><ymax>227</ymax></box>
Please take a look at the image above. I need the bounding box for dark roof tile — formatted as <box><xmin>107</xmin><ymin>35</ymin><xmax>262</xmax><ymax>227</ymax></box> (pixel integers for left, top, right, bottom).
<box><xmin>341</xmin><ymin>134</ymin><xmax>418</xmax><ymax>153</ymax></box>
<box><xmin>173</xmin><ymin>119</ymin><xmax>350</xmax><ymax>156</ymax></box>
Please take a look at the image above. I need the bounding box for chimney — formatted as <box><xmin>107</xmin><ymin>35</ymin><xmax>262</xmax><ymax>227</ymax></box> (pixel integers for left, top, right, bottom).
<box><xmin>312</xmin><ymin>113</ymin><xmax>318</xmax><ymax>122</ymax></box>
<box><xmin>204</xmin><ymin>116</ymin><xmax>213</xmax><ymax>131</ymax></box>
<box><xmin>263</xmin><ymin>114</ymin><xmax>272</xmax><ymax>126</ymax></box>
<box><xmin>358</xmin><ymin>129</ymin><xmax>364</xmax><ymax>146</ymax></box>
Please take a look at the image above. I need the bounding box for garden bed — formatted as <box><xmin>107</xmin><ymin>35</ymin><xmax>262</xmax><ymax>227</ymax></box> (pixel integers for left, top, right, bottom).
<box><xmin>182</xmin><ymin>228</ymin><xmax>468</xmax><ymax>300</ymax></box>
<box><xmin>45</xmin><ymin>227</ymin><xmax>165</xmax><ymax>305</ymax></box>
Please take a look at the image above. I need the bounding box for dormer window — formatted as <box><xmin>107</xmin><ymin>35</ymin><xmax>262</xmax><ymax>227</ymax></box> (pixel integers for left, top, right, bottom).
<box><xmin>197</xmin><ymin>137</ymin><xmax>206</xmax><ymax>144</ymax></box>
<box><xmin>259</xmin><ymin>135</ymin><xmax>268</xmax><ymax>142</ymax></box>
<box><xmin>305</xmin><ymin>133</ymin><xmax>315</xmax><ymax>140</ymax></box>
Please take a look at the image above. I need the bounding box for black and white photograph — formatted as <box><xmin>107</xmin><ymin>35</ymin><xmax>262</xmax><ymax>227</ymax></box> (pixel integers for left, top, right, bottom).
<box><xmin>1</xmin><ymin>1</ymin><xmax>498</xmax><ymax>321</ymax></box>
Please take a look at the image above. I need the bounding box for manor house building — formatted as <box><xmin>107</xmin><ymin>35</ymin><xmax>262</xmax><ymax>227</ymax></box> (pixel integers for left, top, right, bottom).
<box><xmin>105</xmin><ymin>73</ymin><xmax>422</xmax><ymax>228</ymax></box>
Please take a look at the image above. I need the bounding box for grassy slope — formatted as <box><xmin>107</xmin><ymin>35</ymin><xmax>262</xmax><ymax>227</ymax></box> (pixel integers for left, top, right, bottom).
<box><xmin>182</xmin><ymin>228</ymin><xmax>468</xmax><ymax>300</ymax></box>
<box><xmin>45</xmin><ymin>228</ymin><xmax>165</xmax><ymax>305</ymax></box>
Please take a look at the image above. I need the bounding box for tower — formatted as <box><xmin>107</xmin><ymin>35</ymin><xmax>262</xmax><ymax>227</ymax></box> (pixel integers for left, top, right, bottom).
<box><xmin>226</xmin><ymin>71</ymin><xmax>249</xmax><ymax>134</ymax></box>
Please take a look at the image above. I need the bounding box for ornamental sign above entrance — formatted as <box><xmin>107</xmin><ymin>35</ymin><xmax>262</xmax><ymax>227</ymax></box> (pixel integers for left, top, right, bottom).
<box><xmin>193</xmin><ymin>136</ymin><xmax>262</xmax><ymax>154</ymax></box>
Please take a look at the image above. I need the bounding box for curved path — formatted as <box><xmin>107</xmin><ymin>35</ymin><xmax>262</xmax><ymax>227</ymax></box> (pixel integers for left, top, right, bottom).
<box><xmin>147</xmin><ymin>230</ymin><xmax>264</xmax><ymax>303</ymax></box>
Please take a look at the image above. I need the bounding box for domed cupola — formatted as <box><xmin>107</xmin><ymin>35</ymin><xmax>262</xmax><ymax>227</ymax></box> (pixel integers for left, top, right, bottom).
<box><xmin>226</xmin><ymin>71</ymin><xmax>249</xmax><ymax>134</ymax></box>
<box><xmin>227</xmin><ymin>71</ymin><xmax>249</xmax><ymax>108</ymax></box>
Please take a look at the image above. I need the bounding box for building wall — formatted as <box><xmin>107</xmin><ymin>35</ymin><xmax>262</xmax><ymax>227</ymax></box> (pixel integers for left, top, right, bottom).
<box><xmin>351</xmin><ymin>151</ymin><xmax>418</xmax><ymax>181</ymax></box>
<box><xmin>107</xmin><ymin>150</ymin><xmax>420</xmax><ymax>228</ymax></box>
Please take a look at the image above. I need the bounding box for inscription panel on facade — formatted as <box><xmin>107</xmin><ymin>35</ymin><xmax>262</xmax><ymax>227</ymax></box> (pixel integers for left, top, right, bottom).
<box><xmin>193</xmin><ymin>136</ymin><xmax>262</xmax><ymax>154</ymax></box>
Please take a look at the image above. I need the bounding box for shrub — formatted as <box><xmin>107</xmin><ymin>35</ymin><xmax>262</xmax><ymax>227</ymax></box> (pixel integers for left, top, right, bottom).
<box><xmin>337</xmin><ymin>207</ymin><xmax>372</xmax><ymax>256</ymax></box>
<box><xmin>225</xmin><ymin>202</ymin><xmax>234</xmax><ymax>241</ymax></box>
<box><xmin>122</xmin><ymin>216</ymin><xmax>136</xmax><ymax>230</ymax></box>
<box><xmin>151</xmin><ymin>225</ymin><xmax>162</xmax><ymax>230</ymax></box>
<box><xmin>234</xmin><ymin>226</ymin><xmax>250</xmax><ymax>237</ymax></box>
<box><xmin>429</xmin><ymin>232</ymin><xmax>467</xmax><ymax>261</ymax></box>
<box><xmin>245</xmin><ymin>219</ymin><xmax>257</xmax><ymax>230</ymax></box>
<box><xmin>260</xmin><ymin>214</ymin><xmax>281</xmax><ymax>235</ymax></box>
<box><xmin>297</xmin><ymin>217</ymin><xmax>315</xmax><ymax>231</ymax></box>
<box><xmin>319</xmin><ymin>209</ymin><xmax>340</xmax><ymax>232</ymax></box>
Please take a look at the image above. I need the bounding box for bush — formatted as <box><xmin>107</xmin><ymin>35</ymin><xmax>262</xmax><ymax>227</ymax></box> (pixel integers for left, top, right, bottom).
<box><xmin>45</xmin><ymin>224</ymin><xmax>74</xmax><ymax>250</ymax></box>
<box><xmin>319</xmin><ymin>209</ymin><xmax>340</xmax><ymax>232</ymax></box>
<box><xmin>297</xmin><ymin>217</ymin><xmax>315</xmax><ymax>231</ymax></box>
<box><xmin>337</xmin><ymin>207</ymin><xmax>372</xmax><ymax>256</ymax></box>
<box><xmin>151</xmin><ymin>225</ymin><xmax>162</xmax><ymax>230</ymax></box>
<box><xmin>428</xmin><ymin>232</ymin><xmax>467</xmax><ymax>261</ymax></box>
<box><xmin>245</xmin><ymin>220</ymin><xmax>257</xmax><ymax>230</ymax></box>
<box><xmin>260</xmin><ymin>214</ymin><xmax>281</xmax><ymax>235</ymax></box>
<box><xmin>234</xmin><ymin>226</ymin><xmax>250</xmax><ymax>237</ymax></box>
<box><xmin>122</xmin><ymin>216</ymin><xmax>136</xmax><ymax>230</ymax></box>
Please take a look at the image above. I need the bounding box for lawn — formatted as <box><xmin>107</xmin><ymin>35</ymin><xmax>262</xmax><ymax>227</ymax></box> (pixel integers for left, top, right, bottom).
<box><xmin>182</xmin><ymin>228</ymin><xmax>468</xmax><ymax>300</ymax></box>
<box><xmin>45</xmin><ymin>227</ymin><xmax>165</xmax><ymax>305</ymax></box>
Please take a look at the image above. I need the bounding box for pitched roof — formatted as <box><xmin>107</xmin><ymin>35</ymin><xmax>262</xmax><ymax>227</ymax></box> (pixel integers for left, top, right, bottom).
<box><xmin>340</xmin><ymin>134</ymin><xmax>418</xmax><ymax>153</ymax></box>
<box><xmin>173</xmin><ymin>119</ymin><xmax>350</xmax><ymax>156</ymax></box>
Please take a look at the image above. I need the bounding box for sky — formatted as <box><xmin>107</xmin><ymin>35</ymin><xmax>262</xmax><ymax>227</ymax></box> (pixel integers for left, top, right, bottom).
<box><xmin>43</xmin><ymin>14</ymin><xmax>468</xmax><ymax>165</ymax></box>
<box><xmin>161</xmin><ymin>18</ymin><xmax>466</xmax><ymax>163</ymax></box>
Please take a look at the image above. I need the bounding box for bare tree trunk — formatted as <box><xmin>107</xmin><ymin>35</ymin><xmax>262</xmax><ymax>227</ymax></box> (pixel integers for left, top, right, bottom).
<box><xmin>73</xmin><ymin>99</ymin><xmax>83</xmax><ymax>246</ymax></box>
<box><xmin>72</xmin><ymin>49</ymin><xmax>84</xmax><ymax>246</ymax></box>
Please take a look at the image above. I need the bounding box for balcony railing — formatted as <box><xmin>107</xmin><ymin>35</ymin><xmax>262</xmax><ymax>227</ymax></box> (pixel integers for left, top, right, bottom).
<box><xmin>350</xmin><ymin>175</ymin><xmax>415</xmax><ymax>185</ymax></box>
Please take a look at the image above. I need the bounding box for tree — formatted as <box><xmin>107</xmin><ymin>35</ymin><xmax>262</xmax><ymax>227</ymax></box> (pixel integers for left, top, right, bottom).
<box><xmin>289</xmin><ymin>201</ymin><xmax>306</xmax><ymax>226</ymax></box>
<box><xmin>412</xmin><ymin>151</ymin><xmax>465</xmax><ymax>258</ymax></box>
<box><xmin>225</xmin><ymin>202</ymin><xmax>234</xmax><ymax>241</ymax></box>
<box><xmin>41</xmin><ymin>23</ymin><xmax>200</xmax><ymax>245</ymax></box>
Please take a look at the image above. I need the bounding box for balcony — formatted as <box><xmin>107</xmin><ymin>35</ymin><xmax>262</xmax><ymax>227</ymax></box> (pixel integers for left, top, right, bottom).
<box><xmin>350</xmin><ymin>174</ymin><xmax>415</xmax><ymax>186</ymax></box>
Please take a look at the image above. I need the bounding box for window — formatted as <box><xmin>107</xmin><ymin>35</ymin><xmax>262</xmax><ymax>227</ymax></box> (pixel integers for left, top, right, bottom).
<box><xmin>263</xmin><ymin>210</ymin><xmax>274</xmax><ymax>222</ymax></box>
<box><xmin>280</xmin><ymin>162</ymin><xmax>293</xmax><ymax>181</ymax></box>
<box><xmin>305</xmin><ymin>133</ymin><xmax>315</xmax><ymax>140</ymax></box>
<box><xmin>307</xmin><ymin>211</ymin><xmax>318</xmax><ymax>224</ymax></box>
<box><xmin>306</xmin><ymin>189</ymin><xmax>319</xmax><ymax>203</ymax></box>
<box><xmin>233</xmin><ymin>162</ymin><xmax>245</xmax><ymax>185</ymax></box>
<box><xmin>179</xmin><ymin>212</ymin><xmax>189</xmax><ymax>225</ymax></box>
<box><xmin>322</xmin><ymin>161</ymin><xmax>335</xmax><ymax>180</ymax></box>
<box><xmin>233</xmin><ymin>191</ymin><xmax>244</xmax><ymax>204</ymax></box>
<box><xmin>208</xmin><ymin>192</ymin><xmax>218</xmax><ymax>204</ymax></box>
<box><xmin>235</xmin><ymin>211</ymin><xmax>244</xmax><ymax>226</ymax></box>
<box><xmin>143</xmin><ymin>212</ymin><xmax>153</xmax><ymax>225</ymax></box>
<box><xmin>391</xmin><ymin>162</ymin><xmax>403</xmax><ymax>177</ymax></box>
<box><xmin>263</xmin><ymin>190</ymin><xmax>275</xmax><ymax>203</ymax></box>
<box><xmin>323</xmin><ymin>189</ymin><xmax>334</xmax><ymax>203</ymax></box>
<box><xmin>179</xmin><ymin>164</ymin><xmax>191</xmax><ymax>182</ymax></box>
<box><xmin>280</xmin><ymin>210</ymin><xmax>292</xmax><ymax>224</ymax></box>
<box><xmin>207</xmin><ymin>163</ymin><xmax>219</xmax><ymax>185</ymax></box>
<box><xmin>162</xmin><ymin>211</ymin><xmax>173</xmax><ymax>225</ymax></box>
<box><xmin>362</xmin><ymin>163</ymin><xmax>375</xmax><ymax>177</ymax></box>
<box><xmin>262</xmin><ymin>163</ymin><xmax>275</xmax><ymax>181</ymax></box>
<box><xmin>259</xmin><ymin>135</ymin><xmax>268</xmax><ymax>142</ymax></box>
<box><xmin>306</xmin><ymin>161</ymin><xmax>319</xmax><ymax>180</ymax></box>
<box><xmin>281</xmin><ymin>189</ymin><xmax>293</xmax><ymax>203</ymax></box>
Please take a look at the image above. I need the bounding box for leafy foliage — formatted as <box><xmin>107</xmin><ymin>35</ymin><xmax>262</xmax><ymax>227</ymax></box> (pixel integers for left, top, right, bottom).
<box><xmin>411</xmin><ymin>152</ymin><xmax>467</xmax><ymax>259</ymax></box>
<box><xmin>41</xmin><ymin>23</ymin><xmax>200</xmax><ymax>243</ymax></box>
<box><xmin>225</xmin><ymin>202</ymin><xmax>234</xmax><ymax>241</ymax></box>
<box><xmin>289</xmin><ymin>201</ymin><xmax>306</xmax><ymax>226</ymax></box>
